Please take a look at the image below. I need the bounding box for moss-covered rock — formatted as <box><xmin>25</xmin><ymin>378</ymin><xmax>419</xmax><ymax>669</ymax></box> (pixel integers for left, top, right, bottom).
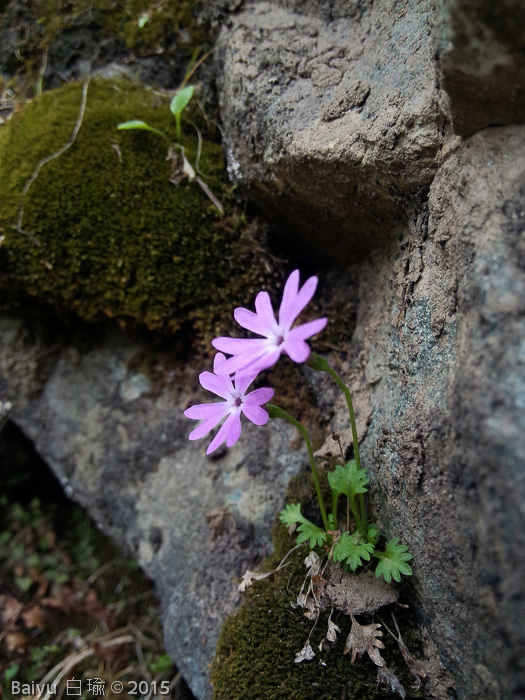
<box><xmin>212</xmin><ymin>474</ymin><xmax>425</xmax><ymax>700</ymax></box>
<box><xmin>0</xmin><ymin>77</ymin><xmax>278</xmax><ymax>337</ymax></box>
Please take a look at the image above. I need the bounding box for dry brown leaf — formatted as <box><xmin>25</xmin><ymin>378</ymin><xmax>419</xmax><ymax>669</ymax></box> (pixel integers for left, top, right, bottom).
<box><xmin>325</xmin><ymin>564</ymin><xmax>398</xmax><ymax>616</ymax></box>
<box><xmin>5</xmin><ymin>631</ymin><xmax>29</xmax><ymax>653</ymax></box>
<box><xmin>385</xmin><ymin>612</ymin><xmax>427</xmax><ymax>689</ymax></box>
<box><xmin>377</xmin><ymin>665</ymin><xmax>407</xmax><ymax>699</ymax></box>
<box><xmin>21</xmin><ymin>604</ymin><xmax>47</xmax><ymax>629</ymax></box>
<box><xmin>343</xmin><ymin>615</ymin><xmax>385</xmax><ymax>666</ymax></box>
<box><xmin>238</xmin><ymin>570</ymin><xmax>275</xmax><ymax>593</ymax></box>
<box><xmin>294</xmin><ymin>642</ymin><xmax>315</xmax><ymax>664</ymax></box>
<box><xmin>0</xmin><ymin>594</ymin><xmax>22</xmax><ymax>625</ymax></box>
<box><xmin>318</xmin><ymin>614</ymin><xmax>341</xmax><ymax>651</ymax></box>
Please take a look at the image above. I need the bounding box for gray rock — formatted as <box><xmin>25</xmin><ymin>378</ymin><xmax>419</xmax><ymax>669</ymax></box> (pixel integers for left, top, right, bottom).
<box><xmin>216</xmin><ymin>0</ymin><xmax>444</xmax><ymax>260</ymax></box>
<box><xmin>317</xmin><ymin>126</ymin><xmax>524</xmax><ymax>700</ymax></box>
<box><xmin>435</xmin><ymin>0</ymin><xmax>525</xmax><ymax>136</ymax></box>
<box><xmin>0</xmin><ymin>320</ymin><xmax>308</xmax><ymax>700</ymax></box>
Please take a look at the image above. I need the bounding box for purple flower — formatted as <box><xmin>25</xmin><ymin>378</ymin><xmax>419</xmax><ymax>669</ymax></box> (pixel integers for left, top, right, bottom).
<box><xmin>212</xmin><ymin>269</ymin><xmax>327</xmax><ymax>377</ymax></box>
<box><xmin>184</xmin><ymin>353</ymin><xmax>274</xmax><ymax>455</ymax></box>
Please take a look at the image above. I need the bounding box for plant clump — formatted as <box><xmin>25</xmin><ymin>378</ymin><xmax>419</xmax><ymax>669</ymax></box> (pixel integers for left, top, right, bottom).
<box><xmin>0</xmin><ymin>76</ymin><xmax>280</xmax><ymax>339</ymax></box>
<box><xmin>212</xmin><ymin>475</ymin><xmax>424</xmax><ymax>700</ymax></box>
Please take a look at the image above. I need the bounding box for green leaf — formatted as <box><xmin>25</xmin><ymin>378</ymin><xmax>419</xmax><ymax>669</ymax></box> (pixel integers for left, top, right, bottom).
<box><xmin>296</xmin><ymin>521</ymin><xmax>328</xmax><ymax>549</ymax></box>
<box><xmin>332</xmin><ymin>531</ymin><xmax>374</xmax><ymax>571</ymax></box>
<box><xmin>366</xmin><ymin>522</ymin><xmax>380</xmax><ymax>545</ymax></box>
<box><xmin>374</xmin><ymin>538</ymin><xmax>413</xmax><ymax>583</ymax></box>
<box><xmin>117</xmin><ymin>120</ymin><xmax>169</xmax><ymax>141</ymax></box>
<box><xmin>16</xmin><ymin>576</ymin><xmax>33</xmax><ymax>592</ymax></box>
<box><xmin>279</xmin><ymin>503</ymin><xmax>327</xmax><ymax>548</ymax></box>
<box><xmin>279</xmin><ymin>503</ymin><xmax>303</xmax><ymax>527</ymax></box>
<box><xmin>170</xmin><ymin>85</ymin><xmax>195</xmax><ymax>117</ymax></box>
<box><xmin>4</xmin><ymin>664</ymin><xmax>19</xmax><ymax>683</ymax></box>
<box><xmin>327</xmin><ymin>460</ymin><xmax>369</xmax><ymax>499</ymax></box>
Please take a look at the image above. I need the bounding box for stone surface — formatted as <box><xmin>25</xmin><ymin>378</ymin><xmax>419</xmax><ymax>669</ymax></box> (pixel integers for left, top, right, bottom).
<box><xmin>317</xmin><ymin>126</ymin><xmax>525</xmax><ymax>700</ymax></box>
<box><xmin>435</xmin><ymin>0</ymin><xmax>525</xmax><ymax>136</ymax></box>
<box><xmin>0</xmin><ymin>319</ymin><xmax>309</xmax><ymax>700</ymax></box>
<box><xmin>216</xmin><ymin>0</ymin><xmax>444</xmax><ymax>260</ymax></box>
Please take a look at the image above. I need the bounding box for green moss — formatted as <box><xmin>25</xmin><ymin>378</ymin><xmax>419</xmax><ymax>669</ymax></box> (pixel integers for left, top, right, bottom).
<box><xmin>212</xmin><ymin>474</ymin><xmax>425</xmax><ymax>700</ymax></box>
<box><xmin>0</xmin><ymin>77</ymin><xmax>279</xmax><ymax>336</ymax></box>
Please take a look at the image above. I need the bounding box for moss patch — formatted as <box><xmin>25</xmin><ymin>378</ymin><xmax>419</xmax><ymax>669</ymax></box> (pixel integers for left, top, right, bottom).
<box><xmin>212</xmin><ymin>474</ymin><xmax>425</xmax><ymax>700</ymax></box>
<box><xmin>0</xmin><ymin>77</ymin><xmax>279</xmax><ymax>337</ymax></box>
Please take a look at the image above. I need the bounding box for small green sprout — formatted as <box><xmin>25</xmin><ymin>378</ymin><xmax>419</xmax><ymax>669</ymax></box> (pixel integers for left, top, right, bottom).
<box><xmin>117</xmin><ymin>82</ymin><xmax>224</xmax><ymax>213</ymax></box>
<box><xmin>170</xmin><ymin>85</ymin><xmax>195</xmax><ymax>142</ymax></box>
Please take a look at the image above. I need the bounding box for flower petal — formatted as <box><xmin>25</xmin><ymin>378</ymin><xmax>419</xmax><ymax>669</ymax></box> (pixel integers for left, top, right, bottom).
<box><xmin>214</xmin><ymin>346</ymin><xmax>272</xmax><ymax>377</ymax></box>
<box><xmin>278</xmin><ymin>270</ymin><xmax>300</xmax><ymax>327</ymax></box>
<box><xmin>242</xmin><ymin>403</ymin><xmax>269</xmax><ymax>426</ymax></box>
<box><xmin>226</xmin><ymin>413</ymin><xmax>242</xmax><ymax>447</ymax></box>
<box><xmin>254</xmin><ymin>291</ymin><xmax>277</xmax><ymax>333</ymax></box>
<box><xmin>184</xmin><ymin>402</ymin><xmax>228</xmax><ymax>420</ymax></box>
<box><xmin>279</xmin><ymin>274</ymin><xmax>318</xmax><ymax>329</ymax></box>
<box><xmin>244</xmin><ymin>387</ymin><xmax>275</xmax><ymax>406</ymax></box>
<box><xmin>234</xmin><ymin>372</ymin><xmax>258</xmax><ymax>395</ymax></box>
<box><xmin>189</xmin><ymin>409</ymin><xmax>229</xmax><ymax>441</ymax></box>
<box><xmin>287</xmin><ymin>317</ymin><xmax>328</xmax><ymax>341</ymax></box>
<box><xmin>228</xmin><ymin>347</ymin><xmax>283</xmax><ymax>378</ymax></box>
<box><xmin>234</xmin><ymin>307</ymin><xmax>271</xmax><ymax>336</ymax></box>
<box><xmin>283</xmin><ymin>338</ymin><xmax>311</xmax><ymax>363</ymax></box>
<box><xmin>206</xmin><ymin>412</ymin><xmax>237</xmax><ymax>454</ymax></box>
<box><xmin>199</xmin><ymin>370</ymin><xmax>232</xmax><ymax>399</ymax></box>
<box><xmin>213</xmin><ymin>352</ymin><xmax>227</xmax><ymax>371</ymax></box>
<box><xmin>212</xmin><ymin>337</ymin><xmax>268</xmax><ymax>356</ymax></box>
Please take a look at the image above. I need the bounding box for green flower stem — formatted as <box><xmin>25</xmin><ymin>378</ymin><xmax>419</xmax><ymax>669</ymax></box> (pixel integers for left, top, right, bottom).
<box><xmin>309</xmin><ymin>354</ymin><xmax>367</xmax><ymax>526</ymax></box>
<box><xmin>332</xmin><ymin>490</ymin><xmax>338</xmax><ymax>530</ymax></box>
<box><xmin>267</xmin><ymin>404</ymin><xmax>330</xmax><ymax>532</ymax></box>
<box><xmin>349</xmin><ymin>494</ymin><xmax>367</xmax><ymax>539</ymax></box>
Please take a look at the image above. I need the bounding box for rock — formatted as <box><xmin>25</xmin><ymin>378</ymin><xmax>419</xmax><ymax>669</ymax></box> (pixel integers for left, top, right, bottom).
<box><xmin>0</xmin><ymin>316</ymin><xmax>309</xmax><ymax>700</ymax></box>
<box><xmin>332</xmin><ymin>126</ymin><xmax>524</xmax><ymax>700</ymax></box>
<box><xmin>216</xmin><ymin>0</ymin><xmax>444</xmax><ymax>260</ymax></box>
<box><xmin>435</xmin><ymin>0</ymin><xmax>525</xmax><ymax>135</ymax></box>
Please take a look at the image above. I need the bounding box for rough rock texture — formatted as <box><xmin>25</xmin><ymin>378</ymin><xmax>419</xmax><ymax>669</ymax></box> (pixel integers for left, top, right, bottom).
<box><xmin>435</xmin><ymin>0</ymin><xmax>525</xmax><ymax>136</ymax></box>
<box><xmin>330</xmin><ymin>126</ymin><xmax>525</xmax><ymax>700</ymax></box>
<box><xmin>217</xmin><ymin>0</ymin><xmax>444</xmax><ymax>260</ymax></box>
<box><xmin>0</xmin><ymin>319</ymin><xmax>308</xmax><ymax>699</ymax></box>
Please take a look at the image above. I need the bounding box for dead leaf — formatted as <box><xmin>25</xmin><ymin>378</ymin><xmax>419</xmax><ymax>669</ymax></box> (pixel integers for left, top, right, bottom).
<box><xmin>325</xmin><ymin>564</ymin><xmax>398</xmax><ymax>616</ymax></box>
<box><xmin>5</xmin><ymin>631</ymin><xmax>29</xmax><ymax>653</ymax></box>
<box><xmin>21</xmin><ymin>604</ymin><xmax>47</xmax><ymax>629</ymax></box>
<box><xmin>377</xmin><ymin>665</ymin><xmax>406</xmax><ymax>699</ymax></box>
<box><xmin>294</xmin><ymin>642</ymin><xmax>315</xmax><ymax>664</ymax></box>
<box><xmin>318</xmin><ymin>612</ymin><xmax>341</xmax><ymax>651</ymax></box>
<box><xmin>384</xmin><ymin>612</ymin><xmax>427</xmax><ymax>689</ymax></box>
<box><xmin>0</xmin><ymin>594</ymin><xmax>22</xmax><ymax>625</ymax></box>
<box><xmin>238</xmin><ymin>570</ymin><xmax>275</xmax><ymax>593</ymax></box>
<box><xmin>343</xmin><ymin>615</ymin><xmax>385</xmax><ymax>666</ymax></box>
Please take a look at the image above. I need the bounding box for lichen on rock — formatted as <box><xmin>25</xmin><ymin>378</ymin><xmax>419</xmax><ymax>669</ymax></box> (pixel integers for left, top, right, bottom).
<box><xmin>0</xmin><ymin>76</ymin><xmax>279</xmax><ymax>339</ymax></box>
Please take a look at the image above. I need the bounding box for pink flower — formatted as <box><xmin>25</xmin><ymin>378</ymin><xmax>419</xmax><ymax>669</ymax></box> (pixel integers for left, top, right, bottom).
<box><xmin>184</xmin><ymin>353</ymin><xmax>274</xmax><ymax>455</ymax></box>
<box><xmin>212</xmin><ymin>270</ymin><xmax>327</xmax><ymax>377</ymax></box>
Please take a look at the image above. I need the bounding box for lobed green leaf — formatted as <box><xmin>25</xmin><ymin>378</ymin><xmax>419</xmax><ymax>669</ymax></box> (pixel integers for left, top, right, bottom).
<box><xmin>374</xmin><ymin>537</ymin><xmax>413</xmax><ymax>583</ymax></box>
<box><xmin>279</xmin><ymin>503</ymin><xmax>304</xmax><ymax>527</ymax></box>
<box><xmin>296</xmin><ymin>521</ymin><xmax>328</xmax><ymax>549</ymax></box>
<box><xmin>328</xmin><ymin>460</ymin><xmax>369</xmax><ymax>500</ymax></box>
<box><xmin>332</xmin><ymin>531</ymin><xmax>374</xmax><ymax>571</ymax></box>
